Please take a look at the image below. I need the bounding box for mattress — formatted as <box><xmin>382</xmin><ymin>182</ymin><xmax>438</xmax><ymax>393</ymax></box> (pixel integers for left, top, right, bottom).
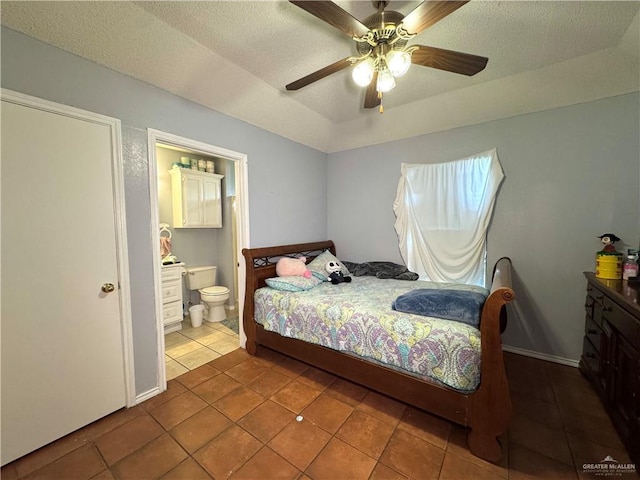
<box><xmin>254</xmin><ymin>276</ymin><xmax>489</xmax><ymax>392</ymax></box>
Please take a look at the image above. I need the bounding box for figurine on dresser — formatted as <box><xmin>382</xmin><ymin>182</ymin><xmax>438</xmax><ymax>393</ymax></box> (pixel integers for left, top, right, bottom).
<box><xmin>595</xmin><ymin>233</ymin><xmax>623</xmax><ymax>280</ymax></box>
<box><xmin>598</xmin><ymin>233</ymin><xmax>621</xmax><ymax>253</ymax></box>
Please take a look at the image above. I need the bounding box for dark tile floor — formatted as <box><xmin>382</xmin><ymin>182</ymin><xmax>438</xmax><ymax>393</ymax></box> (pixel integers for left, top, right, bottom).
<box><xmin>2</xmin><ymin>349</ymin><xmax>637</xmax><ymax>480</ymax></box>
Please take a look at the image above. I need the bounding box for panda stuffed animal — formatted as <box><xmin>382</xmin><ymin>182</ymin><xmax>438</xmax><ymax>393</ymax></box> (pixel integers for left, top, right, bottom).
<box><xmin>325</xmin><ymin>260</ymin><xmax>352</xmax><ymax>285</ymax></box>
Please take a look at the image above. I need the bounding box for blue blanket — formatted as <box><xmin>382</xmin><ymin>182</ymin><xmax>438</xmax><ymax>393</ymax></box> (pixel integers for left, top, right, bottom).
<box><xmin>392</xmin><ymin>289</ymin><xmax>487</xmax><ymax>326</ymax></box>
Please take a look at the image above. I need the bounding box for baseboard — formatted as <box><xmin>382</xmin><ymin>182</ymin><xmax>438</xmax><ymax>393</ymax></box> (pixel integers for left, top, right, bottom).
<box><xmin>502</xmin><ymin>345</ymin><xmax>580</xmax><ymax>368</ymax></box>
<box><xmin>135</xmin><ymin>386</ymin><xmax>163</xmax><ymax>405</ymax></box>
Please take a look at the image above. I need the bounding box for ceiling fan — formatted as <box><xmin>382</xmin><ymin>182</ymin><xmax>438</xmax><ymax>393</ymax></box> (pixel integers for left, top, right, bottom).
<box><xmin>286</xmin><ymin>0</ymin><xmax>488</xmax><ymax>112</ymax></box>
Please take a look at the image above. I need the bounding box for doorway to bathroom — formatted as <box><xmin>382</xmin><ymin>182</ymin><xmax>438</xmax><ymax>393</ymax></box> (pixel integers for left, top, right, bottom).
<box><xmin>147</xmin><ymin>129</ymin><xmax>249</xmax><ymax>388</ymax></box>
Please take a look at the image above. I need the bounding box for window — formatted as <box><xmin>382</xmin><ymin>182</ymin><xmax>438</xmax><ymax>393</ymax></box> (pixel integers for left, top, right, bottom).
<box><xmin>393</xmin><ymin>149</ymin><xmax>504</xmax><ymax>286</ymax></box>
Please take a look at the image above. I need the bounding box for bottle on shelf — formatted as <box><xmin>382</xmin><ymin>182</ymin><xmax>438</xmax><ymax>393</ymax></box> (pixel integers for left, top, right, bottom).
<box><xmin>622</xmin><ymin>253</ymin><xmax>639</xmax><ymax>280</ymax></box>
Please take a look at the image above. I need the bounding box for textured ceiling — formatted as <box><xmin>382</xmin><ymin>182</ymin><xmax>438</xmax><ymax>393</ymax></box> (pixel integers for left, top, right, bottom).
<box><xmin>1</xmin><ymin>1</ymin><xmax>639</xmax><ymax>153</ymax></box>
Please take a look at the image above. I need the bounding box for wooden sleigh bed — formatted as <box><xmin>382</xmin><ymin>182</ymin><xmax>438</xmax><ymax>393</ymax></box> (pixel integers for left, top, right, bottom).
<box><xmin>242</xmin><ymin>240</ymin><xmax>515</xmax><ymax>462</ymax></box>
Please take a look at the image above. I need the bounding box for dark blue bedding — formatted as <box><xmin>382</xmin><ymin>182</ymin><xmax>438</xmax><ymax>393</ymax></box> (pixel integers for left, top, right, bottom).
<box><xmin>392</xmin><ymin>289</ymin><xmax>487</xmax><ymax>326</ymax></box>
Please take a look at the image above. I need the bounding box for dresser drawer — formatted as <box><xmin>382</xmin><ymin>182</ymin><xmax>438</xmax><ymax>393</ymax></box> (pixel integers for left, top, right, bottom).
<box><xmin>162</xmin><ymin>300</ymin><xmax>183</xmax><ymax>325</ymax></box>
<box><xmin>603</xmin><ymin>298</ymin><xmax>640</xmax><ymax>349</ymax></box>
<box><xmin>161</xmin><ymin>266</ymin><xmax>183</xmax><ymax>282</ymax></box>
<box><xmin>585</xmin><ymin>315</ymin><xmax>603</xmax><ymax>353</ymax></box>
<box><xmin>586</xmin><ymin>283</ymin><xmax>605</xmax><ymax>305</ymax></box>
<box><xmin>586</xmin><ymin>284</ymin><xmax>606</xmax><ymax>328</ymax></box>
<box><xmin>582</xmin><ymin>336</ymin><xmax>601</xmax><ymax>377</ymax></box>
<box><xmin>161</xmin><ymin>281</ymin><xmax>182</xmax><ymax>305</ymax></box>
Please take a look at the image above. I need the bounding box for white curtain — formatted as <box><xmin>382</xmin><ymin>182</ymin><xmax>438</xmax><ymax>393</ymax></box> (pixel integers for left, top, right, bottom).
<box><xmin>393</xmin><ymin>149</ymin><xmax>504</xmax><ymax>287</ymax></box>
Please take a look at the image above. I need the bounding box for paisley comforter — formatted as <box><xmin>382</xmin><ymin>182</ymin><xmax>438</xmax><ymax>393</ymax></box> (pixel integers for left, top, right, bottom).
<box><xmin>254</xmin><ymin>276</ymin><xmax>489</xmax><ymax>392</ymax></box>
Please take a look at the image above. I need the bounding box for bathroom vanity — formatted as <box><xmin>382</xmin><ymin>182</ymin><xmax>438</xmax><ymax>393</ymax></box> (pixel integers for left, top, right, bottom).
<box><xmin>161</xmin><ymin>262</ymin><xmax>185</xmax><ymax>334</ymax></box>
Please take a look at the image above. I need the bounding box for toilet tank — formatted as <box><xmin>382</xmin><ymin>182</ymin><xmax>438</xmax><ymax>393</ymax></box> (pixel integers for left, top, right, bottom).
<box><xmin>184</xmin><ymin>266</ymin><xmax>217</xmax><ymax>290</ymax></box>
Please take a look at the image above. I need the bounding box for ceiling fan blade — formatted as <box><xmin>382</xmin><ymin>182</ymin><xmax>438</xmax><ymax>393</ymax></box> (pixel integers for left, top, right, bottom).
<box><xmin>364</xmin><ymin>72</ymin><xmax>381</xmax><ymax>109</ymax></box>
<box><xmin>411</xmin><ymin>45</ymin><xmax>488</xmax><ymax>76</ymax></box>
<box><xmin>401</xmin><ymin>1</ymin><xmax>469</xmax><ymax>35</ymax></box>
<box><xmin>290</xmin><ymin>1</ymin><xmax>370</xmax><ymax>38</ymax></box>
<box><xmin>286</xmin><ymin>57</ymin><xmax>352</xmax><ymax>91</ymax></box>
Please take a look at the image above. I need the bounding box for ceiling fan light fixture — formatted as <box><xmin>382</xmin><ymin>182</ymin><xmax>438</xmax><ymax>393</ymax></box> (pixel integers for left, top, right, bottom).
<box><xmin>286</xmin><ymin>0</ymin><xmax>487</xmax><ymax>111</ymax></box>
<box><xmin>352</xmin><ymin>58</ymin><xmax>375</xmax><ymax>87</ymax></box>
<box><xmin>387</xmin><ymin>49</ymin><xmax>411</xmax><ymax>77</ymax></box>
<box><xmin>376</xmin><ymin>67</ymin><xmax>396</xmax><ymax>93</ymax></box>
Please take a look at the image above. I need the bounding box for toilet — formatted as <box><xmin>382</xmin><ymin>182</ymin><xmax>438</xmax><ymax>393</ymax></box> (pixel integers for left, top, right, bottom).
<box><xmin>184</xmin><ymin>266</ymin><xmax>230</xmax><ymax>323</ymax></box>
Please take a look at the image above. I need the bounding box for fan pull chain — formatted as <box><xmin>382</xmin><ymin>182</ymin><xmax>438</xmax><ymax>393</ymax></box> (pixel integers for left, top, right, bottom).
<box><xmin>378</xmin><ymin>91</ymin><xmax>384</xmax><ymax>114</ymax></box>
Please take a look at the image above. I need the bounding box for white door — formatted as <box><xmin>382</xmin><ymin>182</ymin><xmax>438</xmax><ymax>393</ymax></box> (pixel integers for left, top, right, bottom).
<box><xmin>1</xmin><ymin>92</ymin><xmax>130</xmax><ymax>465</ymax></box>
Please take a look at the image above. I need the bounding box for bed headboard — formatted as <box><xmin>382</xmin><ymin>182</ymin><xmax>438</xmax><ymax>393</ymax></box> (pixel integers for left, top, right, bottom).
<box><xmin>243</xmin><ymin>240</ymin><xmax>335</xmax><ymax>288</ymax></box>
<box><xmin>242</xmin><ymin>240</ymin><xmax>336</xmax><ymax>350</ymax></box>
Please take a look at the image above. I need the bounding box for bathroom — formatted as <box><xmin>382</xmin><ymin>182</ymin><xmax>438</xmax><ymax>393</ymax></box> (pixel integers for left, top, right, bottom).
<box><xmin>155</xmin><ymin>143</ymin><xmax>240</xmax><ymax>379</ymax></box>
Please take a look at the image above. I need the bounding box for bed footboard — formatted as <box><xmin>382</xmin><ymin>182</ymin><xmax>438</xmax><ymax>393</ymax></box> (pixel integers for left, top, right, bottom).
<box><xmin>468</xmin><ymin>257</ymin><xmax>515</xmax><ymax>461</ymax></box>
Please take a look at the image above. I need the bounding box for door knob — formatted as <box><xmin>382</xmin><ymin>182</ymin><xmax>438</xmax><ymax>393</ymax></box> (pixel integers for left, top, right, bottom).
<box><xmin>101</xmin><ymin>283</ymin><xmax>115</xmax><ymax>293</ymax></box>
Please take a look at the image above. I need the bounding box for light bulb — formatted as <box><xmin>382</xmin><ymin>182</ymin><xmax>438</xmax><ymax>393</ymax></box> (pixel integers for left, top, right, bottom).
<box><xmin>376</xmin><ymin>67</ymin><xmax>396</xmax><ymax>93</ymax></box>
<box><xmin>387</xmin><ymin>50</ymin><xmax>411</xmax><ymax>78</ymax></box>
<box><xmin>352</xmin><ymin>58</ymin><xmax>375</xmax><ymax>87</ymax></box>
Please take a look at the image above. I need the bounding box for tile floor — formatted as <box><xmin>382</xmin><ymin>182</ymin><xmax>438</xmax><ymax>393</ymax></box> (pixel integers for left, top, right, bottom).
<box><xmin>2</xmin><ymin>350</ymin><xmax>637</xmax><ymax>480</ymax></box>
<box><xmin>165</xmin><ymin>315</ymin><xmax>240</xmax><ymax>380</ymax></box>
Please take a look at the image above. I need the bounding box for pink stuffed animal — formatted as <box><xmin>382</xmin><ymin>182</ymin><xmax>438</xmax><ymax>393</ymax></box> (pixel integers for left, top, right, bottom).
<box><xmin>276</xmin><ymin>256</ymin><xmax>312</xmax><ymax>278</ymax></box>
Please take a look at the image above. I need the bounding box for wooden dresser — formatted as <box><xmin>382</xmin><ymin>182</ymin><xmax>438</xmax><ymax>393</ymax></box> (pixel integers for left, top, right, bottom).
<box><xmin>580</xmin><ymin>273</ymin><xmax>639</xmax><ymax>464</ymax></box>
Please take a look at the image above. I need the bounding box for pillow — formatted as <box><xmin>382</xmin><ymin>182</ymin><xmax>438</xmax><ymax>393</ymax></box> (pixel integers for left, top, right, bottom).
<box><xmin>307</xmin><ymin>250</ymin><xmax>351</xmax><ymax>281</ymax></box>
<box><xmin>265</xmin><ymin>275</ymin><xmax>321</xmax><ymax>292</ymax></box>
<box><xmin>392</xmin><ymin>289</ymin><xmax>487</xmax><ymax>326</ymax></box>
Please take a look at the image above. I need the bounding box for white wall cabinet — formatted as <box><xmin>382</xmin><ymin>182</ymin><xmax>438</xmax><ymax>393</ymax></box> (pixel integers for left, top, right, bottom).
<box><xmin>169</xmin><ymin>166</ymin><xmax>224</xmax><ymax>228</ymax></box>
<box><xmin>161</xmin><ymin>262</ymin><xmax>184</xmax><ymax>334</ymax></box>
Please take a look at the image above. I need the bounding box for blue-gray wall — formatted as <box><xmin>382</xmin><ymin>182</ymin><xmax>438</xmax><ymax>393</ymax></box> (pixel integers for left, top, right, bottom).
<box><xmin>328</xmin><ymin>93</ymin><xmax>640</xmax><ymax>362</ymax></box>
<box><xmin>3</xmin><ymin>24</ymin><xmax>639</xmax><ymax>391</ymax></box>
<box><xmin>1</xmin><ymin>27</ymin><xmax>327</xmax><ymax>396</ymax></box>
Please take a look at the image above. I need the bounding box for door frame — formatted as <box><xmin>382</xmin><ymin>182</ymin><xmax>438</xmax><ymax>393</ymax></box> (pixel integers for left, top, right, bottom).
<box><xmin>147</xmin><ymin>129</ymin><xmax>250</xmax><ymax>391</ymax></box>
<box><xmin>1</xmin><ymin>88</ymin><xmax>136</xmax><ymax>407</ymax></box>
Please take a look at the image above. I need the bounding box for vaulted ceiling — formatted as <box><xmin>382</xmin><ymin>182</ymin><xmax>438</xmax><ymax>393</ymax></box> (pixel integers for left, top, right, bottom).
<box><xmin>2</xmin><ymin>1</ymin><xmax>639</xmax><ymax>153</ymax></box>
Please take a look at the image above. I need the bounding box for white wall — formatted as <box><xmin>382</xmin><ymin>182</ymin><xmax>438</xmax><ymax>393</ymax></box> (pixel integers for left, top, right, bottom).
<box><xmin>328</xmin><ymin>93</ymin><xmax>640</xmax><ymax>363</ymax></box>
<box><xmin>1</xmin><ymin>27</ymin><xmax>328</xmax><ymax>396</ymax></box>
